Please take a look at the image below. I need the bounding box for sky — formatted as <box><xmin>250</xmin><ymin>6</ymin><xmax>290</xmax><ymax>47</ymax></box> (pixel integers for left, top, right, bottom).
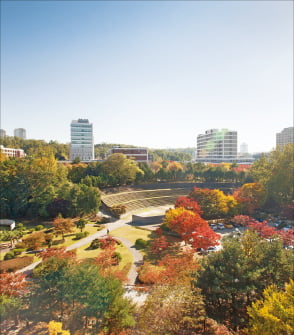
<box><xmin>1</xmin><ymin>0</ymin><xmax>293</xmax><ymax>153</ymax></box>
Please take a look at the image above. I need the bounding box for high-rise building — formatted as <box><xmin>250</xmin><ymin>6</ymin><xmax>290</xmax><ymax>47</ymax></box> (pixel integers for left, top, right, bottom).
<box><xmin>196</xmin><ymin>128</ymin><xmax>237</xmax><ymax>163</ymax></box>
<box><xmin>14</xmin><ymin>128</ymin><xmax>26</xmax><ymax>139</ymax></box>
<box><xmin>0</xmin><ymin>129</ymin><xmax>6</xmax><ymax>138</ymax></box>
<box><xmin>70</xmin><ymin>119</ymin><xmax>94</xmax><ymax>161</ymax></box>
<box><xmin>240</xmin><ymin>143</ymin><xmax>248</xmax><ymax>154</ymax></box>
<box><xmin>276</xmin><ymin>127</ymin><xmax>294</xmax><ymax>148</ymax></box>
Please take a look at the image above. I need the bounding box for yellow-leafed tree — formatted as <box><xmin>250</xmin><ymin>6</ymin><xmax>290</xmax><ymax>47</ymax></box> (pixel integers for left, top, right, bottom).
<box><xmin>247</xmin><ymin>280</ymin><xmax>294</xmax><ymax>335</ymax></box>
<box><xmin>48</xmin><ymin>320</ymin><xmax>70</xmax><ymax>335</ymax></box>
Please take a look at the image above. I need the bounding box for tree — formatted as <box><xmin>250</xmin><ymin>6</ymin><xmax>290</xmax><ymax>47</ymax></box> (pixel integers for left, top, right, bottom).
<box><xmin>48</xmin><ymin>321</ymin><xmax>70</xmax><ymax>335</ymax></box>
<box><xmin>250</xmin><ymin>144</ymin><xmax>294</xmax><ymax>208</ymax></box>
<box><xmin>247</xmin><ymin>280</ymin><xmax>294</xmax><ymax>335</ymax></box>
<box><xmin>0</xmin><ymin>271</ymin><xmax>28</xmax><ymax>297</ymax></box>
<box><xmin>196</xmin><ymin>230</ymin><xmax>294</xmax><ymax>328</ymax></box>
<box><xmin>23</xmin><ymin>231</ymin><xmax>46</xmax><ymax>251</ymax></box>
<box><xmin>75</xmin><ymin>218</ymin><xmax>87</xmax><ymax>232</ymax></box>
<box><xmin>169</xmin><ymin>211</ymin><xmax>221</xmax><ymax>250</ymax></box>
<box><xmin>233</xmin><ymin>182</ymin><xmax>267</xmax><ymax>214</ymax></box>
<box><xmin>136</xmin><ymin>284</ymin><xmax>206</xmax><ymax>335</ymax></box>
<box><xmin>101</xmin><ymin>153</ymin><xmax>144</xmax><ymax>185</ymax></box>
<box><xmin>52</xmin><ymin>215</ymin><xmax>75</xmax><ymax>240</ymax></box>
<box><xmin>189</xmin><ymin>187</ymin><xmax>237</xmax><ymax>219</ymax></box>
<box><xmin>175</xmin><ymin>196</ymin><xmax>202</xmax><ymax>215</ymax></box>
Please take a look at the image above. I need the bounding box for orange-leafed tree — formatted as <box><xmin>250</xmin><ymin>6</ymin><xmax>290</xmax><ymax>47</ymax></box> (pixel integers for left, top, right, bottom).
<box><xmin>0</xmin><ymin>271</ymin><xmax>28</xmax><ymax>297</ymax></box>
<box><xmin>190</xmin><ymin>226</ymin><xmax>221</xmax><ymax>250</ymax></box>
<box><xmin>164</xmin><ymin>207</ymin><xmax>193</xmax><ymax>227</ymax></box>
<box><xmin>23</xmin><ymin>231</ymin><xmax>46</xmax><ymax>251</ymax></box>
<box><xmin>52</xmin><ymin>214</ymin><xmax>75</xmax><ymax>240</ymax></box>
<box><xmin>175</xmin><ymin>196</ymin><xmax>203</xmax><ymax>215</ymax></box>
<box><xmin>39</xmin><ymin>247</ymin><xmax>76</xmax><ymax>261</ymax></box>
<box><xmin>278</xmin><ymin>228</ymin><xmax>294</xmax><ymax>246</ymax></box>
<box><xmin>150</xmin><ymin>236</ymin><xmax>169</xmax><ymax>256</ymax></box>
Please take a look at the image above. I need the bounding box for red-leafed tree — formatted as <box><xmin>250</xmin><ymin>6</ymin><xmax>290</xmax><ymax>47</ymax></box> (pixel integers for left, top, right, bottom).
<box><xmin>232</xmin><ymin>215</ymin><xmax>256</xmax><ymax>226</ymax></box>
<box><xmin>247</xmin><ymin>221</ymin><xmax>277</xmax><ymax>239</ymax></box>
<box><xmin>169</xmin><ymin>211</ymin><xmax>207</xmax><ymax>241</ymax></box>
<box><xmin>0</xmin><ymin>271</ymin><xmax>28</xmax><ymax>297</ymax></box>
<box><xmin>169</xmin><ymin>211</ymin><xmax>220</xmax><ymax>250</ymax></box>
<box><xmin>190</xmin><ymin>226</ymin><xmax>221</xmax><ymax>250</ymax></box>
<box><xmin>278</xmin><ymin>228</ymin><xmax>294</xmax><ymax>246</ymax></box>
<box><xmin>175</xmin><ymin>196</ymin><xmax>203</xmax><ymax>215</ymax></box>
<box><xmin>39</xmin><ymin>247</ymin><xmax>76</xmax><ymax>261</ymax></box>
<box><xmin>150</xmin><ymin>236</ymin><xmax>169</xmax><ymax>256</ymax></box>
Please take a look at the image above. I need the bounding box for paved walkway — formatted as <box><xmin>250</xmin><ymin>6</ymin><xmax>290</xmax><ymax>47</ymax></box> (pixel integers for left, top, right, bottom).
<box><xmin>19</xmin><ymin>206</ymin><xmax>168</xmax><ymax>284</ymax></box>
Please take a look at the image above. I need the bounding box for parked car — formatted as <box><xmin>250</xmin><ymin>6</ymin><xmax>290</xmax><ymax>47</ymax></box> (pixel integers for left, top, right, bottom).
<box><xmin>217</xmin><ymin>223</ymin><xmax>225</xmax><ymax>230</ymax></box>
<box><xmin>224</xmin><ymin>223</ymin><xmax>233</xmax><ymax>229</ymax></box>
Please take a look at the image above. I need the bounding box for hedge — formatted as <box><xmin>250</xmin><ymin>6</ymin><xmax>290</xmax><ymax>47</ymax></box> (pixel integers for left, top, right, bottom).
<box><xmin>0</xmin><ymin>256</ymin><xmax>34</xmax><ymax>273</ymax></box>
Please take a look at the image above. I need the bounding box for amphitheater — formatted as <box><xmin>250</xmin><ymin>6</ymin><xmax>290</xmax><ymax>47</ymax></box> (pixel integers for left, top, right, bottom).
<box><xmin>101</xmin><ymin>182</ymin><xmax>239</xmax><ymax>213</ymax></box>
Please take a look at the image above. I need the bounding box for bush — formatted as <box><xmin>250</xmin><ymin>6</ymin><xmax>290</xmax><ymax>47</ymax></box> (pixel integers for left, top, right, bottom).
<box><xmin>135</xmin><ymin>238</ymin><xmax>149</xmax><ymax>249</ymax></box>
<box><xmin>4</xmin><ymin>251</ymin><xmax>15</xmax><ymax>260</ymax></box>
<box><xmin>29</xmin><ymin>228</ymin><xmax>35</xmax><ymax>233</ymax></box>
<box><xmin>0</xmin><ymin>256</ymin><xmax>34</xmax><ymax>273</ymax></box>
<box><xmin>35</xmin><ymin>225</ymin><xmax>44</xmax><ymax>231</ymax></box>
<box><xmin>99</xmin><ymin>217</ymin><xmax>111</xmax><ymax>224</ymax></box>
<box><xmin>109</xmin><ymin>205</ymin><xmax>126</xmax><ymax>218</ymax></box>
<box><xmin>16</xmin><ymin>223</ymin><xmax>26</xmax><ymax>231</ymax></box>
<box><xmin>74</xmin><ymin>231</ymin><xmax>89</xmax><ymax>240</ymax></box>
<box><xmin>13</xmin><ymin>248</ymin><xmax>25</xmax><ymax>256</ymax></box>
<box><xmin>14</xmin><ymin>242</ymin><xmax>26</xmax><ymax>249</ymax></box>
<box><xmin>112</xmin><ymin>252</ymin><xmax>122</xmax><ymax>265</ymax></box>
<box><xmin>88</xmin><ymin>238</ymin><xmax>101</xmax><ymax>250</ymax></box>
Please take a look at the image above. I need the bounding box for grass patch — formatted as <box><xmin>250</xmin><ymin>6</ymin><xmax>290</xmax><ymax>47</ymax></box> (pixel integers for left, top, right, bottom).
<box><xmin>75</xmin><ymin>241</ymin><xmax>133</xmax><ymax>271</ymax></box>
<box><xmin>110</xmin><ymin>226</ymin><xmax>152</xmax><ymax>245</ymax></box>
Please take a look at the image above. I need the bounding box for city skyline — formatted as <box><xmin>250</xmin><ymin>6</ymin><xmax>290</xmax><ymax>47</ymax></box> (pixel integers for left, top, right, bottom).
<box><xmin>1</xmin><ymin>1</ymin><xmax>293</xmax><ymax>153</ymax></box>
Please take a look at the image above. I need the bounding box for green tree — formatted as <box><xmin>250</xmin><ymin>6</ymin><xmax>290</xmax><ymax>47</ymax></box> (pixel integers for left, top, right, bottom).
<box><xmin>101</xmin><ymin>153</ymin><xmax>143</xmax><ymax>185</ymax></box>
<box><xmin>75</xmin><ymin>218</ymin><xmax>87</xmax><ymax>232</ymax></box>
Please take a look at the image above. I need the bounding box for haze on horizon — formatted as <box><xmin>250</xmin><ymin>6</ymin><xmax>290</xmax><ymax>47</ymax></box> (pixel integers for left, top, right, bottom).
<box><xmin>1</xmin><ymin>1</ymin><xmax>293</xmax><ymax>153</ymax></box>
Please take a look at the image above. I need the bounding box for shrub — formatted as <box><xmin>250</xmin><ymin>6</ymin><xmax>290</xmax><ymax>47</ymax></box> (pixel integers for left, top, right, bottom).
<box><xmin>35</xmin><ymin>225</ymin><xmax>44</xmax><ymax>231</ymax></box>
<box><xmin>74</xmin><ymin>232</ymin><xmax>89</xmax><ymax>240</ymax></box>
<box><xmin>109</xmin><ymin>205</ymin><xmax>126</xmax><ymax>218</ymax></box>
<box><xmin>89</xmin><ymin>238</ymin><xmax>101</xmax><ymax>250</ymax></box>
<box><xmin>13</xmin><ymin>248</ymin><xmax>25</xmax><ymax>256</ymax></box>
<box><xmin>100</xmin><ymin>217</ymin><xmax>111</xmax><ymax>224</ymax></box>
<box><xmin>16</xmin><ymin>223</ymin><xmax>26</xmax><ymax>231</ymax></box>
<box><xmin>14</xmin><ymin>242</ymin><xmax>26</xmax><ymax>249</ymax></box>
<box><xmin>0</xmin><ymin>256</ymin><xmax>34</xmax><ymax>273</ymax></box>
<box><xmin>4</xmin><ymin>251</ymin><xmax>15</xmax><ymax>260</ymax></box>
<box><xmin>112</xmin><ymin>252</ymin><xmax>122</xmax><ymax>265</ymax></box>
<box><xmin>29</xmin><ymin>228</ymin><xmax>35</xmax><ymax>233</ymax></box>
<box><xmin>135</xmin><ymin>238</ymin><xmax>149</xmax><ymax>249</ymax></box>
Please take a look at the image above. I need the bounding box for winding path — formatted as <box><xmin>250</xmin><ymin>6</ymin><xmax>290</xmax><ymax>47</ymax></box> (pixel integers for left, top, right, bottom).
<box><xmin>19</xmin><ymin>207</ymin><xmax>168</xmax><ymax>285</ymax></box>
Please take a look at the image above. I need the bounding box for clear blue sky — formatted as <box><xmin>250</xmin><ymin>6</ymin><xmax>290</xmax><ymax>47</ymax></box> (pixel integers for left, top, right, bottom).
<box><xmin>1</xmin><ymin>0</ymin><xmax>293</xmax><ymax>153</ymax></box>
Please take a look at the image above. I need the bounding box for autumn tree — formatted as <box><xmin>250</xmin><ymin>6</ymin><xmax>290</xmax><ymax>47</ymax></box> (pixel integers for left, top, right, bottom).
<box><xmin>23</xmin><ymin>231</ymin><xmax>46</xmax><ymax>251</ymax></box>
<box><xmin>136</xmin><ymin>284</ymin><xmax>206</xmax><ymax>335</ymax></box>
<box><xmin>52</xmin><ymin>215</ymin><xmax>75</xmax><ymax>240</ymax></box>
<box><xmin>175</xmin><ymin>196</ymin><xmax>202</xmax><ymax>215</ymax></box>
<box><xmin>247</xmin><ymin>280</ymin><xmax>294</xmax><ymax>335</ymax></box>
<box><xmin>189</xmin><ymin>187</ymin><xmax>237</xmax><ymax>219</ymax></box>
<box><xmin>48</xmin><ymin>321</ymin><xmax>70</xmax><ymax>335</ymax></box>
<box><xmin>233</xmin><ymin>182</ymin><xmax>267</xmax><ymax>214</ymax></box>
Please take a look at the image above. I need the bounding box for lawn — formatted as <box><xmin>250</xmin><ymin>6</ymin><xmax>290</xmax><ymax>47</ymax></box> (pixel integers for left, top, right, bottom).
<box><xmin>75</xmin><ymin>241</ymin><xmax>133</xmax><ymax>272</ymax></box>
<box><xmin>109</xmin><ymin>225</ymin><xmax>153</xmax><ymax>245</ymax></box>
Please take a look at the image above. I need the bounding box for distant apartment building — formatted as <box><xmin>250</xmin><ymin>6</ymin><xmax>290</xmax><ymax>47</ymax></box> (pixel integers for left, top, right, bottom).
<box><xmin>109</xmin><ymin>147</ymin><xmax>149</xmax><ymax>163</ymax></box>
<box><xmin>0</xmin><ymin>129</ymin><xmax>6</xmax><ymax>138</ymax></box>
<box><xmin>196</xmin><ymin>128</ymin><xmax>238</xmax><ymax>163</ymax></box>
<box><xmin>70</xmin><ymin>119</ymin><xmax>94</xmax><ymax>161</ymax></box>
<box><xmin>14</xmin><ymin>128</ymin><xmax>26</xmax><ymax>139</ymax></box>
<box><xmin>0</xmin><ymin>145</ymin><xmax>26</xmax><ymax>158</ymax></box>
<box><xmin>276</xmin><ymin>127</ymin><xmax>294</xmax><ymax>148</ymax></box>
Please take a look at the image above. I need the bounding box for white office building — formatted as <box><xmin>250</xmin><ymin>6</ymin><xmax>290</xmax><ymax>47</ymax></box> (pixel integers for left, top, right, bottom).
<box><xmin>196</xmin><ymin>128</ymin><xmax>238</xmax><ymax>163</ymax></box>
<box><xmin>70</xmin><ymin>119</ymin><xmax>94</xmax><ymax>161</ymax></box>
<box><xmin>0</xmin><ymin>129</ymin><xmax>6</xmax><ymax>138</ymax></box>
<box><xmin>14</xmin><ymin>128</ymin><xmax>26</xmax><ymax>139</ymax></box>
<box><xmin>276</xmin><ymin>127</ymin><xmax>294</xmax><ymax>148</ymax></box>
